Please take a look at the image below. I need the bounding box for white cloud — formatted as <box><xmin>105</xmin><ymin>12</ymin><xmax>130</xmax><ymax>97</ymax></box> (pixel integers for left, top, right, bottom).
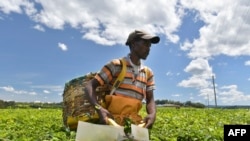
<box><xmin>172</xmin><ymin>94</ymin><xmax>180</xmax><ymax>97</ymax></box>
<box><xmin>166</xmin><ymin>71</ymin><xmax>173</xmax><ymax>76</ymax></box>
<box><xmin>178</xmin><ymin>76</ymin><xmax>210</xmax><ymax>88</ymax></box>
<box><xmin>180</xmin><ymin>0</ymin><xmax>250</xmax><ymax>58</ymax></box>
<box><xmin>31</xmin><ymin>85</ymin><xmax>64</xmax><ymax>92</ymax></box>
<box><xmin>166</xmin><ymin>71</ymin><xmax>180</xmax><ymax>77</ymax></box>
<box><xmin>198</xmin><ymin>87</ymin><xmax>214</xmax><ymax>99</ymax></box>
<box><xmin>1</xmin><ymin>1</ymin><xmax>249</xmax><ymax>50</ymax></box>
<box><xmin>1</xmin><ymin>0</ymin><xmax>183</xmax><ymax>46</ymax></box>
<box><xmin>245</xmin><ymin>60</ymin><xmax>250</xmax><ymax>66</ymax></box>
<box><xmin>0</xmin><ymin>0</ymin><xmax>24</xmax><ymax>14</ymax></box>
<box><xmin>218</xmin><ymin>85</ymin><xmax>250</xmax><ymax>105</ymax></box>
<box><xmin>29</xmin><ymin>92</ymin><xmax>37</xmax><ymax>95</ymax></box>
<box><xmin>197</xmin><ymin>85</ymin><xmax>250</xmax><ymax>105</ymax></box>
<box><xmin>43</xmin><ymin>90</ymin><xmax>50</xmax><ymax>94</ymax></box>
<box><xmin>178</xmin><ymin>58</ymin><xmax>216</xmax><ymax>103</ymax></box>
<box><xmin>0</xmin><ymin>0</ymin><xmax>36</xmax><ymax>15</ymax></box>
<box><xmin>58</xmin><ymin>42</ymin><xmax>68</xmax><ymax>51</ymax></box>
<box><xmin>184</xmin><ymin>58</ymin><xmax>212</xmax><ymax>76</ymax></box>
<box><xmin>178</xmin><ymin>58</ymin><xmax>213</xmax><ymax>88</ymax></box>
<box><xmin>220</xmin><ymin>85</ymin><xmax>237</xmax><ymax>90</ymax></box>
<box><xmin>83</xmin><ymin>30</ymin><xmax>116</xmax><ymax>46</ymax></box>
<box><xmin>33</xmin><ymin>24</ymin><xmax>45</xmax><ymax>32</ymax></box>
<box><xmin>0</xmin><ymin>86</ymin><xmax>15</xmax><ymax>92</ymax></box>
<box><xmin>0</xmin><ymin>86</ymin><xmax>37</xmax><ymax>95</ymax></box>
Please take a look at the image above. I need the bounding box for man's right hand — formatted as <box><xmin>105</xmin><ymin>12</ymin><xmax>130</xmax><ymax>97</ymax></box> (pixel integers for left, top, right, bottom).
<box><xmin>97</xmin><ymin>107</ymin><xmax>113</xmax><ymax>124</ymax></box>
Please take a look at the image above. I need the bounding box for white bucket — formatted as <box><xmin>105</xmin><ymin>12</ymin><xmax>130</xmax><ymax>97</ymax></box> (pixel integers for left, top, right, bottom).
<box><xmin>76</xmin><ymin>121</ymin><xmax>125</xmax><ymax>141</ymax></box>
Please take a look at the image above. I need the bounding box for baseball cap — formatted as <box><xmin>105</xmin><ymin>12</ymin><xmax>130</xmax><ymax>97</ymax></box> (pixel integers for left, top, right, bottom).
<box><xmin>125</xmin><ymin>30</ymin><xmax>160</xmax><ymax>46</ymax></box>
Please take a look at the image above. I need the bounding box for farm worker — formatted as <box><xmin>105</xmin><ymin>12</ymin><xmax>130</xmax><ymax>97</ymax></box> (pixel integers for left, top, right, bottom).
<box><xmin>85</xmin><ymin>29</ymin><xmax>160</xmax><ymax>129</ymax></box>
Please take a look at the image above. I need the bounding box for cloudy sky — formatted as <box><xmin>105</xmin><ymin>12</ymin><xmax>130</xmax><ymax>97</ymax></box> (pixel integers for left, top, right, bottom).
<box><xmin>0</xmin><ymin>0</ymin><xmax>250</xmax><ymax>105</ymax></box>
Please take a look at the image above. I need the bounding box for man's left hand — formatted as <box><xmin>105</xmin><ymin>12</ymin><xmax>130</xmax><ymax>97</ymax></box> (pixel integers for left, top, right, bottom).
<box><xmin>143</xmin><ymin>114</ymin><xmax>155</xmax><ymax>129</ymax></box>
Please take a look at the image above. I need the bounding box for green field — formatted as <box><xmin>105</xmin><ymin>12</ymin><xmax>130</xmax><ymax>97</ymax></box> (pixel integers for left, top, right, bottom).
<box><xmin>0</xmin><ymin>107</ymin><xmax>249</xmax><ymax>141</ymax></box>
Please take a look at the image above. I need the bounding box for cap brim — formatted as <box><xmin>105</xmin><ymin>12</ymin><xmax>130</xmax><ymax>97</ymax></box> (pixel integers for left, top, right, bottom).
<box><xmin>141</xmin><ymin>35</ymin><xmax>160</xmax><ymax>44</ymax></box>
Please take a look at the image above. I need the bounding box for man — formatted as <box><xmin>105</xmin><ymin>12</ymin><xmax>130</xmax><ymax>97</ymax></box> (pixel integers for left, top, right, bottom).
<box><xmin>84</xmin><ymin>29</ymin><xmax>160</xmax><ymax>129</ymax></box>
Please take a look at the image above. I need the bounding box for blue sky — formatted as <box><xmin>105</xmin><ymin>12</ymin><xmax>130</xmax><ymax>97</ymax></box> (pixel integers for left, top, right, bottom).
<box><xmin>0</xmin><ymin>0</ymin><xmax>250</xmax><ymax>105</ymax></box>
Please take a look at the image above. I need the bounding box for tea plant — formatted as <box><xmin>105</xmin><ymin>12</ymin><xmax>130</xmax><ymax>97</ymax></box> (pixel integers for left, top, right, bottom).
<box><xmin>0</xmin><ymin>107</ymin><xmax>249</xmax><ymax>141</ymax></box>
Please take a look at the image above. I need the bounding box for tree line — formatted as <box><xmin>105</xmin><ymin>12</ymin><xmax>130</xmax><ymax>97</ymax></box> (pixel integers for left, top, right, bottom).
<box><xmin>155</xmin><ymin>99</ymin><xmax>205</xmax><ymax>108</ymax></box>
<box><xmin>0</xmin><ymin>99</ymin><xmax>62</xmax><ymax>109</ymax></box>
<box><xmin>0</xmin><ymin>99</ymin><xmax>205</xmax><ymax>109</ymax></box>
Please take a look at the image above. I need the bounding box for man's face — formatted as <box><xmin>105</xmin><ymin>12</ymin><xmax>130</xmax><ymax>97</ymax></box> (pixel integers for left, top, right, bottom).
<box><xmin>133</xmin><ymin>39</ymin><xmax>151</xmax><ymax>60</ymax></box>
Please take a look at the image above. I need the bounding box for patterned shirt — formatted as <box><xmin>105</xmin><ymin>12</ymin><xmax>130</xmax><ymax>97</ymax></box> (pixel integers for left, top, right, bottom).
<box><xmin>94</xmin><ymin>54</ymin><xmax>155</xmax><ymax>100</ymax></box>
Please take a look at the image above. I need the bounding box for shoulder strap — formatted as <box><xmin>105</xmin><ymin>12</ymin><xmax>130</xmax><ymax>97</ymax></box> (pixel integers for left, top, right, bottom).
<box><xmin>110</xmin><ymin>58</ymin><xmax>127</xmax><ymax>95</ymax></box>
<box><xmin>144</xmin><ymin>66</ymin><xmax>150</xmax><ymax>81</ymax></box>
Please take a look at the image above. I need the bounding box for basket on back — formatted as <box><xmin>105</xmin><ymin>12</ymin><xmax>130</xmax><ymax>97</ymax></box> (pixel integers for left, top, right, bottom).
<box><xmin>62</xmin><ymin>72</ymin><xmax>110</xmax><ymax>130</ymax></box>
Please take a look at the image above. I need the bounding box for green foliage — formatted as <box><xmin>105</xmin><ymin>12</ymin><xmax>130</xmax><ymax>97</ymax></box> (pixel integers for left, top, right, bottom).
<box><xmin>124</xmin><ymin>117</ymin><xmax>133</xmax><ymax>135</ymax></box>
<box><xmin>0</xmin><ymin>108</ymin><xmax>249</xmax><ymax>141</ymax></box>
<box><xmin>146</xmin><ymin>107</ymin><xmax>250</xmax><ymax>141</ymax></box>
<box><xmin>0</xmin><ymin>109</ymin><xmax>75</xmax><ymax>141</ymax></box>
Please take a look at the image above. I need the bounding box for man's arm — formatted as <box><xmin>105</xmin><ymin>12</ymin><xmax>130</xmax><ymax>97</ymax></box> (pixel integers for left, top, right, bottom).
<box><xmin>84</xmin><ymin>78</ymin><xmax>111</xmax><ymax>124</ymax></box>
<box><xmin>85</xmin><ymin>78</ymin><xmax>100</xmax><ymax>106</ymax></box>
<box><xmin>144</xmin><ymin>90</ymin><xmax>156</xmax><ymax>128</ymax></box>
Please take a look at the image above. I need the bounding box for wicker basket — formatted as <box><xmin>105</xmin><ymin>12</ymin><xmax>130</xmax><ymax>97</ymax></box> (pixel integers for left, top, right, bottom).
<box><xmin>62</xmin><ymin>72</ymin><xmax>110</xmax><ymax>130</ymax></box>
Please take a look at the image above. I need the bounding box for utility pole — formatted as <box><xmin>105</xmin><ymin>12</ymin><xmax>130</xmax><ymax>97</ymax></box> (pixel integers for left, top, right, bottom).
<box><xmin>212</xmin><ymin>75</ymin><xmax>217</xmax><ymax>107</ymax></box>
<box><xmin>207</xmin><ymin>93</ymin><xmax>209</xmax><ymax>107</ymax></box>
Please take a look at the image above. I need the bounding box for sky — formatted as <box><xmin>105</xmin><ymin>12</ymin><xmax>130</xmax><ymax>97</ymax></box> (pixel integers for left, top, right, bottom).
<box><xmin>0</xmin><ymin>0</ymin><xmax>250</xmax><ymax>106</ymax></box>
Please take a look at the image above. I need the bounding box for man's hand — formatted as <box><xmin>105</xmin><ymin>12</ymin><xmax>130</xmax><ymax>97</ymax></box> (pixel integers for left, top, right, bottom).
<box><xmin>145</xmin><ymin>90</ymin><xmax>156</xmax><ymax>129</ymax></box>
<box><xmin>143</xmin><ymin>114</ymin><xmax>156</xmax><ymax>129</ymax></box>
<box><xmin>97</xmin><ymin>107</ymin><xmax>113</xmax><ymax>124</ymax></box>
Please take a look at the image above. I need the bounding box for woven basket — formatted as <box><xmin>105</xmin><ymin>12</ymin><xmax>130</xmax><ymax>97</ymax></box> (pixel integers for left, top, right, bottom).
<box><xmin>62</xmin><ymin>72</ymin><xmax>110</xmax><ymax>129</ymax></box>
